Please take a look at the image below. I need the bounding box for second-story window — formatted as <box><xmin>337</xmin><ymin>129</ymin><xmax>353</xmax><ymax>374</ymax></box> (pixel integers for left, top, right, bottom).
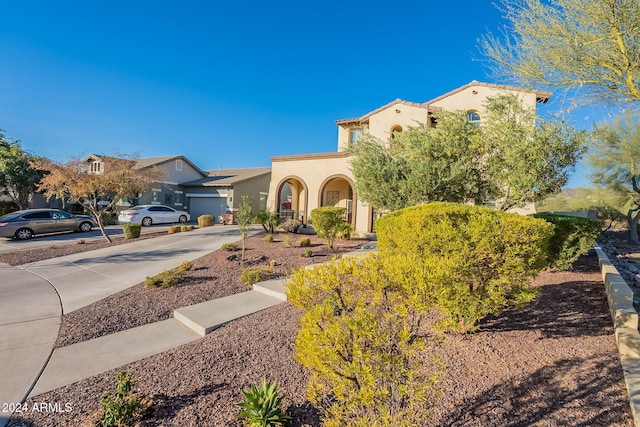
<box><xmin>390</xmin><ymin>125</ymin><xmax>403</xmax><ymax>139</ymax></box>
<box><xmin>349</xmin><ymin>128</ymin><xmax>363</xmax><ymax>145</ymax></box>
<box><xmin>176</xmin><ymin>160</ymin><xmax>183</xmax><ymax>171</ymax></box>
<box><xmin>467</xmin><ymin>111</ymin><xmax>481</xmax><ymax>126</ymax></box>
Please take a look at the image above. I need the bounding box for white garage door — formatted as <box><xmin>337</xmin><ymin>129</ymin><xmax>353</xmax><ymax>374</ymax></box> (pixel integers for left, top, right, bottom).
<box><xmin>189</xmin><ymin>197</ymin><xmax>228</xmax><ymax>222</ymax></box>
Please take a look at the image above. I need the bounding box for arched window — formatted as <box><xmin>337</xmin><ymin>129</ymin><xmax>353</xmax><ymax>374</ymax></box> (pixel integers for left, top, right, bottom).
<box><xmin>390</xmin><ymin>124</ymin><xmax>403</xmax><ymax>138</ymax></box>
<box><xmin>467</xmin><ymin>111</ymin><xmax>481</xmax><ymax>126</ymax></box>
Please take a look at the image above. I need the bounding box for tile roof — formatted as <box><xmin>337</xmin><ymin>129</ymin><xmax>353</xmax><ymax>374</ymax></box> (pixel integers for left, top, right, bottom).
<box><xmin>423</xmin><ymin>80</ymin><xmax>552</xmax><ymax>106</ymax></box>
<box><xmin>183</xmin><ymin>167</ymin><xmax>271</xmax><ymax>187</ymax></box>
<box><xmin>335</xmin><ymin>99</ymin><xmax>430</xmax><ymax>126</ymax></box>
<box><xmin>334</xmin><ymin>81</ymin><xmax>552</xmax><ymax>126</ymax></box>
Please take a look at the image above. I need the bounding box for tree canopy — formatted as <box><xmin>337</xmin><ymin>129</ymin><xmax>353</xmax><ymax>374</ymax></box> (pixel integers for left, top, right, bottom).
<box><xmin>479</xmin><ymin>0</ymin><xmax>640</xmax><ymax>106</ymax></box>
<box><xmin>35</xmin><ymin>154</ymin><xmax>163</xmax><ymax>243</ymax></box>
<box><xmin>349</xmin><ymin>93</ymin><xmax>586</xmax><ymax>212</ymax></box>
<box><xmin>588</xmin><ymin>115</ymin><xmax>640</xmax><ymax>242</ymax></box>
<box><xmin>0</xmin><ymin>130</ymin><xmax>44</xmax><ymax>210</ymax></box>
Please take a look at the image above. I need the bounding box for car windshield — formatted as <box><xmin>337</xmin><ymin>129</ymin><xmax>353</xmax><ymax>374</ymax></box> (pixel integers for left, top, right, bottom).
<box><xmin>0</xmin><ymin>212</ymin><xmax>20</xmax><ymax>221</ymax></box>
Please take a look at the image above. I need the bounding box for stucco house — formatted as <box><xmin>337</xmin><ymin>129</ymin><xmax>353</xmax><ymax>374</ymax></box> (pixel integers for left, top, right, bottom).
<box><xmin>266</xmin><ymin>81</ymin><xmax>551</xmax><ymax>235</ymax></box>
<box><xmin>44</xmin><ymin>154</ymin><xmax>270</xmax><ymax>223</ymax></box>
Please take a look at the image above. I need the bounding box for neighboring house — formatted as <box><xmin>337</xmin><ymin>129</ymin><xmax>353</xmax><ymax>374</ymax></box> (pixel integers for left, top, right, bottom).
<box><xmin>36</xmin><ymin>154</ymin><xmax>271</xmax><ymax>223</ymax></box>
<box><xmin>266</xmin><ymin>81</ymin><xmax>552</xmax><ymax>235</ymax></box>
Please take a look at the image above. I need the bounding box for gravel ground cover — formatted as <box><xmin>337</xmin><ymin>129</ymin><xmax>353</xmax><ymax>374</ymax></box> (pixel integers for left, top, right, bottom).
<box><xmin>5</xmin><ymin>230</ymin><xmax>636</xmax><ymax>426</ymax></box>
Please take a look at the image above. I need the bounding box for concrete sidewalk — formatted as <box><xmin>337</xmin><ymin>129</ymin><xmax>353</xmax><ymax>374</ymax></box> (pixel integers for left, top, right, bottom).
<box><xmin>0</xmin><ymin>225</ymin><xmax>259</xmax><ymax>427</ymax></box>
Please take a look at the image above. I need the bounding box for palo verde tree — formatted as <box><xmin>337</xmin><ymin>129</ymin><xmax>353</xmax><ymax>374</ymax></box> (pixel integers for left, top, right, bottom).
<box><xmin>349</xmin><ymin>93</ymin><xmax>585</xmax><ymax>212</ymax></box>
<box><xmin>589</xmin><ymin>115</ymin><xmax>640</xmax><ymax>243</ymax></box>
<box><xmin>35</xmin><ymin>154</ymin><xmax>163</xmax><ymax>243</ymax></box>
<box><xmin>0</xmin><ymin>130</ymin><xmax>45</xmax><ymax>210</ymax></box>
<box><xmin>479</xmin><ymin>0</ymin><xmax>640</xmax><ymax>107</ymax></box>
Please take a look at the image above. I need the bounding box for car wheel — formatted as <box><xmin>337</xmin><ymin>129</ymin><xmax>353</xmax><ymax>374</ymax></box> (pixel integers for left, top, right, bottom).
<box><xmin>178</xmin><ymin>215</ymin><xmax>188</xmax><ymax>223</ymax></box>
<box><xmin>15</xmin><ymin>228</ymin><xmax>34</xmax><ymax>240</ymax></box>
<box><xmin>79</xmin><ymin>222</ymin><xmax>93</xmax><ymax>232</ymax></box>
<box><xmin>141</xmin><ymin>217</ymin><xmax>153</xmax><ymax>227</ymax></box>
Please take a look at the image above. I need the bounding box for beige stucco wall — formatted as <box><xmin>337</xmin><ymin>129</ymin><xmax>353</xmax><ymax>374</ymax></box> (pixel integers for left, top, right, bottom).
<box><xmin>268</xmin><ymin>153</ymin><xmax>371</xmax><ymax>234</ymax></box>
<box><xmin>429</xmin><ymin>86</ymin><xmax>539</xmax><ymax>116</ymax></box>
<box><xmin>337</xmin><ymin>102</ymin><xmax>430</xmax><ymax>151</ymax></box>
<box><xmin>231</xmin><ymin>174</ymin><xmax>272</xmax><ymax>212</ymax></box>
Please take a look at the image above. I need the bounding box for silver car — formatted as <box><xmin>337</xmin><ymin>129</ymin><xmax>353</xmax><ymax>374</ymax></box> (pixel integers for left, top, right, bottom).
<box><xmin>0</xmin><ymin>209</ymin><xmax>97</xmax><ymax>240</ymax></box>
<box><xmin>118</xmin><ymin>205</ymin><xmax>190</xmax><ymax>226</ymax></box>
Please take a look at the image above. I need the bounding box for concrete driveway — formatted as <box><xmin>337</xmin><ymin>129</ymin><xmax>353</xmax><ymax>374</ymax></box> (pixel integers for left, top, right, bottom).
<box><xmin>0</xmin><ymin>225</ymin><xmax>259</xmax><ymax>427</ymax></box>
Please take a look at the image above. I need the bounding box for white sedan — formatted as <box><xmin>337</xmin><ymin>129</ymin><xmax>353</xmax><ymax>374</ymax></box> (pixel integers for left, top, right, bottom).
<box><xmin>118</xmin><ymin>205</ymin><xmax>190</xmax><ymax>226</ymax></box>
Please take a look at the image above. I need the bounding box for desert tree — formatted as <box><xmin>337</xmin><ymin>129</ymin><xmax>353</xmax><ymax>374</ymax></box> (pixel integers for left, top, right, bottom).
<box><xmin>236</xmin><ymin>195</ymin><xmax>253</xmax><ymax>260</ymax></box>
<box><xmin>0</xmin><ymin>130</ymin><xmax>45</xmax><ymax>210</ymax></box>
<box><xmin>479</xmin><ymin>0</ymin><xmax>640</xmax><ymax>107</ymax></box>
<box><xmin>589</xmin><ymin>115</ymin><xmax>640</xmax><ymax>243</ymax></box>
<box><xmin>349</xmin><ymin>94</ymin><xmax>585</xmax><ymax>212</ymax></box>
<box><xmin>35</xmin><ymin>153</ymin><xmax>163</xmax><ymax>243</ymax></box>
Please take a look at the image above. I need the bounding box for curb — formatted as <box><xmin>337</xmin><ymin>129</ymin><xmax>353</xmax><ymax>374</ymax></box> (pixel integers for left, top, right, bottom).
<box><xmin>595</xmin><ymin>246</ymin><xmax>640</xmax><ymax>426</ymax></box>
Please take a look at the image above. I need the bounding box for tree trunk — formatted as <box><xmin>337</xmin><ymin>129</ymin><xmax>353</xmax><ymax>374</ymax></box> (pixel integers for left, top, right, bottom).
<box><xmin>628</xmin><ymin>208</ymin><xmax>640</xmax><ymax>244</ymax></box>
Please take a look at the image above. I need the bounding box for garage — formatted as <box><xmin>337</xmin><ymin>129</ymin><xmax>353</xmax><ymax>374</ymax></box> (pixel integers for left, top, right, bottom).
<box><xmin>188</xmin><ymin>196</ymin><xmax>228</xmax><ymax>223</ymax></box>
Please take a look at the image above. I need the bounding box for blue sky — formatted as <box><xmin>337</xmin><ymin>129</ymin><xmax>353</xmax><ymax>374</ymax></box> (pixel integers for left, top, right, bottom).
<box><xmin>1</xmin><ymin>1</ymin><xmax>597</xmax><ymax>187</ymax></box>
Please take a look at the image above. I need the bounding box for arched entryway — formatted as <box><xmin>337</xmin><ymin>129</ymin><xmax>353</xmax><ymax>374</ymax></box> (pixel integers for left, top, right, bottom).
<box><xmin>318</xmin><ymin>175</ymin><xmax>356</xmax><ymax>227</ymax></box>
<box><xmin>276</xmin><ymin>176</ymin><xmax>308</xmax><ymax>223</ymax></box>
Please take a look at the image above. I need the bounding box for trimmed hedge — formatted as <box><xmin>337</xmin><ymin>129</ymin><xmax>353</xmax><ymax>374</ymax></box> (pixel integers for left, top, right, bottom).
<box><xmin>198</xmin><ymin>214</ymin><xmax>215</xmax><ymax>228</ymax></box>
<box><xmin>122</xmin><ymin>223</ymin><xmax>142</xmax><ymax>239</ymax></box>
<box><xmin>376</xmin><ymin>202</ymin><xmax>553</xmax><ymax>332</ymax></box>
<box><xmin>532</xmin><ymin>213</ymin><xmax>602</xmax><ymax>270</ymax></box>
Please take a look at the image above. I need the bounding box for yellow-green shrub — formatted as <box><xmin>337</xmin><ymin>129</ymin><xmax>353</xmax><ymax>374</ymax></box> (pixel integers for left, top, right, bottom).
<box><xmin>168</xmin><ymin>225</ymin><xmax>182</xmax><ymax>234</ymax></box>
<box><xmin>310</xmin><ymin>207</ymin><xmax>347</xmax><ymax>249</ymax></box>
<box><xmin>298</xmin><ymin>237</ymin><xmax>311</xmax><ymax>247</ymax></box>
<box><xmin>287</xmin><ymin>254</ymin><xmax>441</xmax><ymax>426</ymax></box>
<box><xmin>376</xmin><ymin>202</ymin><xmax>553</xmax><ymax>333</ymax></box>
<box><xmin>241</xmin><ymin>267</ymin><xmax>268</xmax><ymax>285</ymax></box>
<box><xmin>123</xmin><ymin>223</ymin><xmax>142</xmax><ymax>239</ymax></box>
<box><xmin>198</xmin><ymin>214</ymin><xmax>215</xmax><ymax>228</ymax></box>
<box><xmin>145</xmin><ymin>261</ymin><xmax>193</xmax><ymax>288</ymax></box>
<box><xmin>263</xmin><ymin>233</ymin><xmax>274</xmax><ymax>243</ymax></box>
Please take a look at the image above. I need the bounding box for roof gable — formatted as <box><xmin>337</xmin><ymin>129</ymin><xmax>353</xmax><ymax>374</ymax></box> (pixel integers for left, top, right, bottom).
<box><xmin>423</xmin><ymin>80</ymin><xmax>552</xmax><ymax>106</ymax></box>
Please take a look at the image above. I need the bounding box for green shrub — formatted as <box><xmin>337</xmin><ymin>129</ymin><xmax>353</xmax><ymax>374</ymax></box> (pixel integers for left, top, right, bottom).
<box><xmin>270</xmin><ymin>260</ymin><xmax>278</xmax><ymax>267</ymax></box>
<box><xmin>145</xmin><ymin>261</ymin><xmax>193</xmax><ymax>289</ymax></box>
<box><xmin>100</xmin><ymin>211</ymin><xmax>117</xmax><ymax>226</ymax></box>
<box><xmin>310</xmin><ymin>207</ymin><xmax>347</xmax><ymax>249</ymax></box>
<box><xmin>198</xmin><ymin>214</ymin><xmax>216</xmax><ymax>228</ymax></box>
<box><xmin>287</xmin><ymin>254</ymin><xmax>441</xmax><ymax>426</ymax></box>
<box><xmin>168</xmin><ymin>225</ymin><xmax>182</xmax><ymax>234</ymax></box>
<box><xmin>281</xmin><ymin>235</ymin><xmax>292</xmax><ymax>248</ymax></box>
<box><xmin>0</xmin><ymin>201</ymin><xmax>18</xmax><ymax>216</ymax></box>
<box><xmin>264</xmin><ymin>233</ymin><xmax>274</xmax><ymax>243</ymax></box>
<box><xmin>253</xmin><ymin>210</ymin><xmax>280</xmax><ymax>234</ymax></box>
<box><xmin>123</xmin><ymin>223</ymin><xmax>142</xmax><ymax>239</ymax></box>
<box><xmin>303</xmin><ymin>249</ymin><xmax>313</xmax><ymax>258</ymax></box>
<box><xmin>376</xmin><ymin>202</ymin><xmax>553</xmax><ymax>333</ymax></box>
<box><xmin>235</xmin><ymin>379</ymin><xmax>290</xmax><ymax>427</ymax></box>
<box><xmin>221</xmin><ymin>242</ymin><xmax>239</xmax><ymax>251</ymax></box>
<box><xmin>100</xmin><ymin>370</ymin><xmax>141</xmax><ymax>427</ymax></box>
<box><xmin>298</xmin><ymin>237</ymin><xmax>311</xmax><ymax>247</ymax></box>
<box><xmin>532</xmin><ymin>213</ymin><xmax>602</xmax><ymax>270</ymax></box>
<box><xmin>241</xmin><ymin>267</ymin><xmax>268</xmax><ymax>285</ymax></box>
<box><xmin>336</xmin><ymin>222</ymin><xmax>353</xmax><ymax>240</ymax></box>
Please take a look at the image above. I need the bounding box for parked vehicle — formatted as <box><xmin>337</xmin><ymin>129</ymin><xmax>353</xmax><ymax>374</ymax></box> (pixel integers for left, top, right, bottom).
<box><xmin>118</xmin><ymin>205</ymin><xmax>190</xmax><ymax>226</ymax></box>
<box><xmin>0</xmin><ymin>209</ymin><xmax>97</xmax><ymax>240</ymax></box>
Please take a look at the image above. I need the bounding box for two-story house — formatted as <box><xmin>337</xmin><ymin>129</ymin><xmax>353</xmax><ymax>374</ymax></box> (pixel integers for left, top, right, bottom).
<box><xmin>266</xmin><ymin>81</ymin><xmax>551</xmax><ymax>235</ymax></box>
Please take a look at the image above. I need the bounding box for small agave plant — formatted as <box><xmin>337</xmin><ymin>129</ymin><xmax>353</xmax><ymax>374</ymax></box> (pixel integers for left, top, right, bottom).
<box><xmin>235</xmin><ymin>379</ymin><xmax>291</xmax><ymax>427</ymax></box>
